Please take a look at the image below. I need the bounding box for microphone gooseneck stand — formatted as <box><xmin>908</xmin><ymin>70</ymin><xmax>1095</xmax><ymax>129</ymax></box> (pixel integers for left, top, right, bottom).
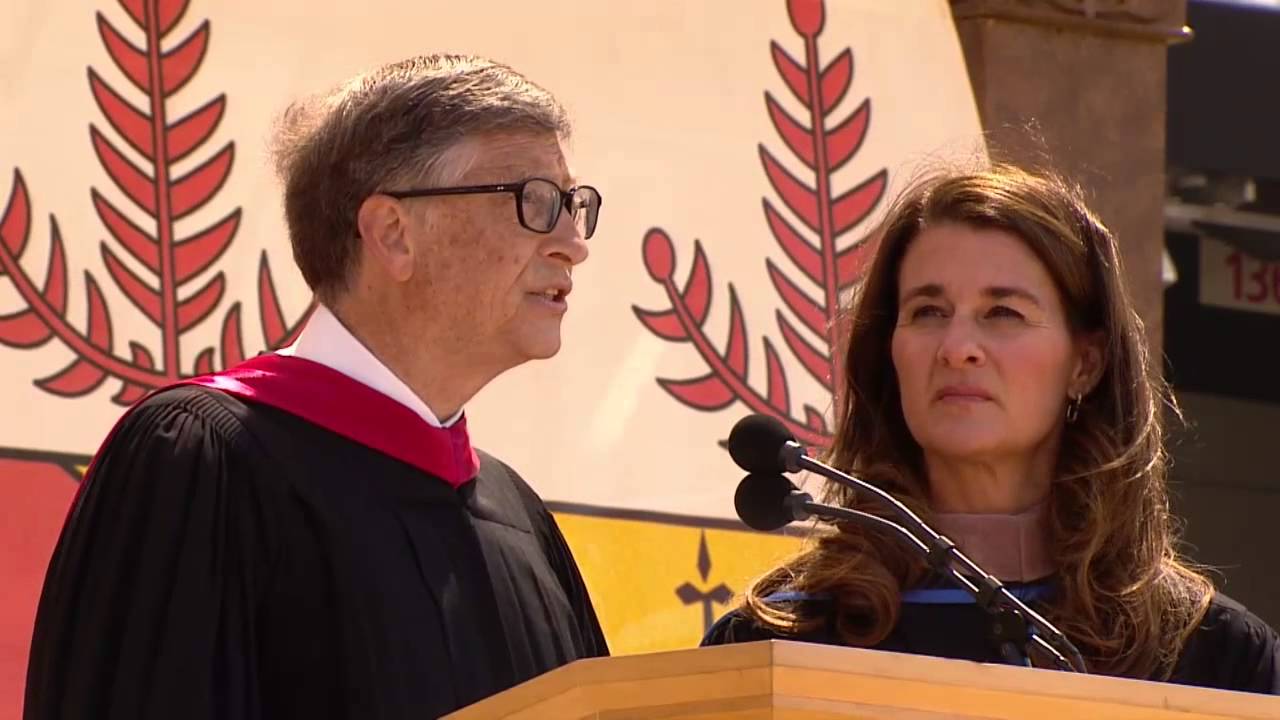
<box><xmin>775</xmin><ymin>441</ymin><xmax>1088</xmax><ymax>673</ymax></box>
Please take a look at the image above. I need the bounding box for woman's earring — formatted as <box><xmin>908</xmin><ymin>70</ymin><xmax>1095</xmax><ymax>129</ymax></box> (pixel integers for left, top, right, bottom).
<box><xmin>1066</xmin><ymin>393</ymin><xmax>1082</xmax><ymax>423</ymax></box>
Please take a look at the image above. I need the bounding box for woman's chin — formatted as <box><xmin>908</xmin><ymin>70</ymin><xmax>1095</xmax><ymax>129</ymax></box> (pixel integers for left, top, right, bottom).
<box><xmin>918</xmin><ymin>432</ymin><xmax>1010</xmax><ymax>461</ymax></box>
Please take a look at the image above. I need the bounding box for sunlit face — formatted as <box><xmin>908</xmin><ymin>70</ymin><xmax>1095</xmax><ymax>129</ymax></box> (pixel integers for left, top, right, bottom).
<box><xmin>890</xmin><ymin>223</ymin><xmax>1096</xmax><ymax>466</ymax></box>
<box><xmin>402</xmin><ymin>130</ymin><xmax>591</xmax><ymax>369</ymax></box>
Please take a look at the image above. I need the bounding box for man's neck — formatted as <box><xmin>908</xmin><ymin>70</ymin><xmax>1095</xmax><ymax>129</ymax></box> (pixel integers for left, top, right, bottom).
<box><xmin>328</xmin><ymin>300</ymin><xmax>494</xmax><ymax>422</ymax></box>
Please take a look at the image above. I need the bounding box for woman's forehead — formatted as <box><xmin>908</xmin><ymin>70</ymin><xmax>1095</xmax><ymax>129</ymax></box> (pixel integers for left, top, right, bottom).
<box><xmin>899</xmin><ymin>224</ymin><xmax>1055</xmax><ymax>288</ymax></box>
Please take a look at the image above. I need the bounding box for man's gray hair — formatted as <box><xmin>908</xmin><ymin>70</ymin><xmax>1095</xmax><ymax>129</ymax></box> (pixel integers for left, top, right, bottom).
<box><xmin>271</xmin><ymin>54</ymin><xmax>570</xmax><ymax>303</ymax></box>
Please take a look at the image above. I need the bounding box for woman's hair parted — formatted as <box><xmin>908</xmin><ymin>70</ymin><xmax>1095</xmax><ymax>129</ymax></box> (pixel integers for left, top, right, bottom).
<box><xmin>739</xmin><ymin>162</ymin><xmax>1212</xmax><ymax>680</ymax></box>
<box><xmin>269</xmin><ymin>54</ymin><xmax>570</xmax><ymax>305</ymax></box>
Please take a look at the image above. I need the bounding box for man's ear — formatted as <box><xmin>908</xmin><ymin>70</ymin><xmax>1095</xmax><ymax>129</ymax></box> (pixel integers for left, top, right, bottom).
<box><xmin>1071</xmin><ymin>330</ymin><xmax>1106</xmax><ymax>397</ymax></box>
<box><xmin>356</xmin><ymin>194</ymin><xmax>416</xmax><ymax>283</ymax></box>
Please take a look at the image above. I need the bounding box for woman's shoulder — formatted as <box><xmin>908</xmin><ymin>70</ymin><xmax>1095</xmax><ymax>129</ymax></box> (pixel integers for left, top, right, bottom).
<box><xmin>1173</xmin><ymin>591</ymin><xmax>1280</xmax><ymax>694</ymax></box>
<box><xmin>701</xmin><ymin>593</ymin><xmax>837</xmax><ymax>647</ymax></box>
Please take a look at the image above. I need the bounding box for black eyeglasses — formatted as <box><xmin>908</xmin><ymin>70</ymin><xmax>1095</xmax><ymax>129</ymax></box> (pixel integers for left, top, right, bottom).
<box><xmin>383</xmin><ymin>177</ymin><xmax>602</xmax><ymax>239</ymax></box>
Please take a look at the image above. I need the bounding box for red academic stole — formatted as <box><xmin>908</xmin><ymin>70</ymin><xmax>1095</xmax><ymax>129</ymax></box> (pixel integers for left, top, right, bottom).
<box><xmin>80</xmin><ymin>353</ymin><xmax>480</xmax><ymax>493</ymax></box>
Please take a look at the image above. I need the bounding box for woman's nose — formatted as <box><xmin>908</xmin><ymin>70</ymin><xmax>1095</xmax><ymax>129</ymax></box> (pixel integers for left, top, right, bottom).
<box><xmin>936</xmin><ymin>321</ymin><xmax>985</xmax><ymax>367</ymax></box>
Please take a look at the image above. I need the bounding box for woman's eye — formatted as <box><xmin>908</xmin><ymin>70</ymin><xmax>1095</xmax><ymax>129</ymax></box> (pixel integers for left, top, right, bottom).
<box><xmin>987</xmin><ymin>305</ymin><xmax>1025</xmax><ymax>320</ymax></box>
<box><xmin>910</xmin><ymin>305</ymin><xmax>946</xmax><ymax>320</ymax></box>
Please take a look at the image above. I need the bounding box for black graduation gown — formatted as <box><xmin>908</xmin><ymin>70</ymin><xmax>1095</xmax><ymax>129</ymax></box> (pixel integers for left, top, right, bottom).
<box><xmin>24</xmin><ymin>355</ymin><xmax>608</xmax><ymax>720</ymax></box>
<box><xmin>702</xmin><ymin>583</ymin><xmax>1280</xmax><ymax>695</ymax></box>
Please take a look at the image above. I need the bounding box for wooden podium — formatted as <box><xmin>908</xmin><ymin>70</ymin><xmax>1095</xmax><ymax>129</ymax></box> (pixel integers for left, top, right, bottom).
<box><xmin>444</xmin><ymin>640</ymin><xmax>1280</xmax><ymax>719</ymax></box>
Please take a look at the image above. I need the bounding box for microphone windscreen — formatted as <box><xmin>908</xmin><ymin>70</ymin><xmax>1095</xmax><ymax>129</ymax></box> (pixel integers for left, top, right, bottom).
<box><xmin>734</xmin><ymin>473</ymin><xmax>798</xmax><ymax>532</ymax></box>
<box><xmin>727</xmin><ymin>414</ymin><xmax>795</xmax><ymax>473</ymax></box>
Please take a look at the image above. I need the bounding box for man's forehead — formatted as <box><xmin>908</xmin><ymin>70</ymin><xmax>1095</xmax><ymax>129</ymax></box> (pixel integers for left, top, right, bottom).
<box><xmin>459</xmin><ymin>132</ymin><xmax>573</xmax><ymax>183</ymax></box>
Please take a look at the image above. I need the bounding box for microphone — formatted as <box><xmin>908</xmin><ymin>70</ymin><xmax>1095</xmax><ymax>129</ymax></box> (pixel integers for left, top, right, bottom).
<box><xmin>735</xmin><ymin>473</ymin><xmax>932</xmax><ymax>553</ymax></box>
<box><xmin>727</xmin><ymin>414</ymin><xmax>805</xmax><ymax>474</ymax></box>
<box><xmin>734</xmin><ymin>472</ymin><xmax>806</xmax><ymax>531</ymax></box>
<box><xmin>729</xmin><ymin>415</ymin><xmax>965</xmax><ymax>559</ymax></box>
<box><xmin>726</xmin><ymin>413</ymin><xmax>1088</xmax><ymax>674</ymax></box>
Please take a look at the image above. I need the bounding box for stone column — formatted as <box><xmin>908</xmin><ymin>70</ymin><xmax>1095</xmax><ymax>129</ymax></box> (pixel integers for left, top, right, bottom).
<box><xmin>949</xmin><ymin>0</ymin><xmax>1190</xmax><ymax>352</ymax></box>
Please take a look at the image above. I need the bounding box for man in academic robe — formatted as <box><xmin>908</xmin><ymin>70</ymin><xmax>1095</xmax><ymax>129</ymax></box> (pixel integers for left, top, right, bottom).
<box><xmin>24</xmin><ymin>54</ymin><xmax>608</xmax><ymax>720</ymax></box>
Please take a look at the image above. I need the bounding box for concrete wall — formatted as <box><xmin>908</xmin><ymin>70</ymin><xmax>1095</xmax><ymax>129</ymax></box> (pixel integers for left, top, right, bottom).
<box><xmin>1169</xmin><ymin>391</ymin><xmax>1280</xmax><ymax>626</ymax></box>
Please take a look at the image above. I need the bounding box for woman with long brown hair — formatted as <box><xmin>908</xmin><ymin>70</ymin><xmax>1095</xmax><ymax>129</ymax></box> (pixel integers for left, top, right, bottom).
<box><xmin>703</xmin><ymin>164</ymin><xmax>1279</xmax><ymax>692</ymax></box>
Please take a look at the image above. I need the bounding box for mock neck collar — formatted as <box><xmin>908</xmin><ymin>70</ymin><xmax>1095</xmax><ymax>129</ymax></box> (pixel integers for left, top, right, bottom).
<box><xmin>933</xmin><ymin>500</ymin><xmax>1055</xmax><ymax>582</ymax></box>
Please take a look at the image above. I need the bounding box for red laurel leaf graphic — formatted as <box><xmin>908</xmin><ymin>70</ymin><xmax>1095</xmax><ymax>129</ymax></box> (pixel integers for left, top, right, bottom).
<box><xmin>0</xmin><ymin>218</ymin><xmax>68</xmax><ymax>348</ymax></box>
<box><xmin>0</xmin><ymin>311</ymin><xmax>50</xmax><ymax>347</ymax></box>
<box><xmin>763</xmin><ymin>200</ymin><xmax>821</xmax><ymax>285</ymax></box>
<box><xmin>128</xmin><ymin>340</ymin><xmax>155</xmax><ymax>368</ymax></box>
<box><xmin>170</xmin><ymin>144</ymin><xmax>233</xmax><ymax>219</ymax></box>
<box><xmin>777</xmin><ymin>311</ymin><xmax>832</xmax><ymax>392</ymax></box>
<box><xmin>787</xmin><ymin>0</ymin><xmax>824</xmax><ymax>36</ymax></box>
<box><xmin>831</xmin><ymin>170</ymin><xmax>887</xmax><ymax>236</ymax></box>
<box><xmin>101</xmin><ymin>244</ymin><xmax>162</xmax><ymax>325</ymax></box>
<box><xmin>0</xmin><ymin>311</ymin><xmax>44</xmax><ymax>347</ymax></box>
<box><xmin>158</xmin><ymin>0</ymin><xmax>191</xmax><ymax>36</ymax></box>
<box><xmin>168</xmin><ymin>97</ymin><xmax>225</xmax><ymax>162</ymax></box>
<box><xmin>275</xmin><ymin>308</ymin><xmax>312</xmax><ymax>349</ymax></box>
<box><xmin>819</xmin><ymin>49</ymin><xmax>851</xmax><ymax>115</ymax></box>
<box><xmin>824</xmin><ymin>99</ymin><xmax>870</xmax><ymax>173</ymax></box>
<box><xmin>192</xmin><ymin>347</ymin><xmax>215</xmax><ymax>375</ymax></box>
<box><xmin>38</xmin><ymin>357</ymin><xmax>109</xmax><ymax>397</ymax></box>
<box><xmin>723</xmin><ymin>287</ymin><xmax>747</xmax><ymax>377</ymax></box>
<box><xmin>117</xmin><ymin>0</ymin><xmax>193</xmax><ymax>43</ymax></box>
<box><xmin>804</xmin><ymin>406</ymin><xmax>827</xmax><ymax>433</ymax></box>
<box><xmin>631</xmin><ymin>0</ymin><xmax>878</xmax><ymax>449</ymax></box>
<box><xmin>111</xmin><ymin>342</ymin><xmax>156</xmax><ymax>405</ymax></box>
<box><xmin>219</xmin><ymin>302</ymin><xmax>244</xmax><ymax>369</ymax></box>
<box><xmin>120</xmin><ymin>0</ymin><xmax>147</xmax><ymax>28</ymax></box>
<box><xmin>635</xmin><ymin>231</ymin><xmax>705</xmax><ymax>340</ymax></box>
<box><xmin>765</xmin><ymin>0</ymin><xmax>885</xmax><ymax>406</ymax></box>
<box><xmin>760</xmin><ymin>147</ymin><xmax>818</xmax><ymax>232</ymax></box>
<box><xmin>634</xmin><ymin>308</ymin><xmax>685</xmax><ymax>341</ymax></box>
<box><xmin>763</xmin><ymin>339</ymin><xmax>790</xmax><ymax>413</ymax></box>
<box><xmin>97</xmin><ymin>14</ymin><xmax>150</xmax><ymax>93</ymax></box>
<box><xmin>176</xmin><ymin>273</ymin><xmax>224</xmax><ymax>332</ymax></box>
<box><xmin>836</xmin><ymin>236</ymin><xmax>878</xmax><ymax>287</ymax></box>
<box><xmin>85</xmin><ymin>0</ymin><xmax>256</xmax><ymax>380</ymax></box>
<box><xmin>764</xmin><ymin>93</ymin><xmax>815</xmax><ymax>169</ymax></box>
<box><xmin>658</xmin><ymin>373</ymin><xmax>736</xmax><ymax>411</ymax></box>
<box><xmin>35</xmin><ymin>273</ymin><xmax>113</xmax><ymax>397</ymax></box>
<box><xmin>175</xmin><ymin>210</ymin><xmax>238</xmax><ymax>282</ymax></box>
<box><xmin>91</xmin><ymin>127</ymin><xmax>156</xmax><ymax>215</ymax></box>
<box><xmin>112</xmin><ymin>383</ymin><xmax>149</xmax><ymax>405</ymax></box>
<box><xmin>636</xmin><ymin>232</ymin><xmax>715</xmax><ymax>334</ymax></box>
<box><xmin>0</xmin><ymin>169</ymin><xmax>31</xmax><ymax>261</ymax></box>
<box><xmin>43</xmin><ymin>219</ymin><xmax>69</xmax><ymax>314</ymax></box>
<box><xmin>633</xmin><ymin>228</ymin><xmax>829</xmax><ymax>446</ymax></box>
<box><xmin>683</xmin><ymin>241</ymin><xmax>713</xmax><ymax>325</ymax></box>
<box><xmin>257</xmin><ymin>253</ymin><xmax>314</xmax><ymax>349</ymax></box>
<box><xmin>765</xmin><ymin>259</ymin><xmax>825</xmax><ymax>339</ymax></box>
<box><xmin>770</xmin><ymin>42</ymin><xmax>809</xmax><ymax>106</ymax></box>
<box><xmin>642</xmin><ymin>227</ymin><xmax>675</xmax><ymax>281</ymax></box>
<box><xmin>92</xmin><ymin>190</ymin><xmax>158</xmax><ymax>272</ymax></box>
<box><xmin>258</xmin><ymin>253</ymin><xmax>288</xmax><ymax>347</ymax></box>
<box><xmin>88</xmin><ymin>69</ymin><xmax>154</xmax><ymax>161</ymax></box>
<box><xmin>0</xmin><ymin>171</ymin><xmax>179</xmax><ymax>393</ymax></box>
<box><xmin>161</xmin><ymin>22</ymin><xmax>210</xmax><ymax>95</ymax></box>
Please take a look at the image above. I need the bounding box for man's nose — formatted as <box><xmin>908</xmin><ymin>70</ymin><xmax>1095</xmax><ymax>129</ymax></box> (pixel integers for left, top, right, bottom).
<box><xmin>547</xmin><ymin>209</ymin><xmax>589</xmax><ymax>266</ymax></box>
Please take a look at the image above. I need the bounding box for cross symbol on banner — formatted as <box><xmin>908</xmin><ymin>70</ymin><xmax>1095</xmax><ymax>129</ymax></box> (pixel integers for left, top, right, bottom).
<box><xmin>674</xmin><ymin>530</ymin><xmax>733</xmax><ymax>635</ymax></box>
